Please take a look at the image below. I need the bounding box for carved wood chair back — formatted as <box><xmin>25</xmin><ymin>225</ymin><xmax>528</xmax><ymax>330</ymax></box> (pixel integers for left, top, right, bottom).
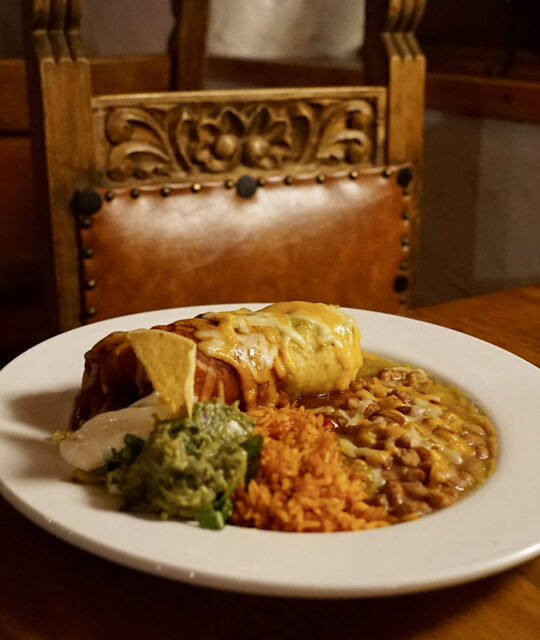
<box><xmin>23</xmin><ymin>0</ymin><xmax>426</xmax><ymax>333</ymax></box>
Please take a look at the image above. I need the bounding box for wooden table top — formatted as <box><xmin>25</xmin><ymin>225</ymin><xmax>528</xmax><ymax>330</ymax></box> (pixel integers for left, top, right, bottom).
<box><xmin>1</xmin><ymin>285</ymin><xmax>539</xmax><ymax>640</ymax></box>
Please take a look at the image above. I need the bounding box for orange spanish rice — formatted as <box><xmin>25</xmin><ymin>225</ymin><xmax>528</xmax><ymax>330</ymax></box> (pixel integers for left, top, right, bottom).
<box><xmin>231</xmin><ymin>406</ymin><xmax>389</xmax><ymax>532</ymax></box>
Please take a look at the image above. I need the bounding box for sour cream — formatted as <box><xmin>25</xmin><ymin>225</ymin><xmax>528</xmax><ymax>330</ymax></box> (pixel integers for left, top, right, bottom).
<box><xmin>59</xmin><ymin>393</ymin><xmax>171</xmax><ymax>471</ymax></box>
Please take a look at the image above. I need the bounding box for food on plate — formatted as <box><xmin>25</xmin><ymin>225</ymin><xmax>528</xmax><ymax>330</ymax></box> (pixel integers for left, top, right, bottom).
<box><xmin>232</xmin><ymin>405</ymin><xmax>389</xmax><ymax>532</ymax></box>
<box><xmin>107</xmin><ymin>400</ymin><xmax>262</xmax><ymax>530</ymax></box>
<box><xmin>127</xmin><ymin>329</ymin><xmax>197</xmax><ymax>417</ymax></box>
<box><xmin>60</xmin><ymin>329</ymin><xmax>198</xmax><ymax>471</ymax></box>
<box><xmin>59</xmin><ymin>392</ymin><xmax>171</xmax><ymax>471</ymax></box>
<box><xmin>70</xmin><ymin>301</ymin><xmax>362</xmax><ymax>427</ymax></box>
<box><xmin>59</xmin><ymin>302</ymin><xmax>497</xmax><ymax>532</ymax></box>
<box><xmin>291</xmin><ymin>354</ymin><xmax>497</xmax><ymax>526</ymax></box>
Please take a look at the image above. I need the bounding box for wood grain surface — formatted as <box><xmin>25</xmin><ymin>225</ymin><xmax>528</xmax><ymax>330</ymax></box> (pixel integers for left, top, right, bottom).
<box><xmin>0</xmin><ymin>285</ymin><xmax>539</xmax><ymax>640</ymax></box>
<box><xmin>410</xmin><ymin>284</ymin><xmax>540</xmax><ymax>367</ymax></box>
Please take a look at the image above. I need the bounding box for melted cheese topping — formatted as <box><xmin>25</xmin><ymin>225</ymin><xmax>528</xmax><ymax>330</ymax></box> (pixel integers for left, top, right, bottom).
<box><xmin>344</xmin><ymin>397</ymin><xmax>469</xmax><ymax>473</ymax></box>
<box><xmin>317</xmin><ymin>361</ymin><xmax>496</xmax><ymax>494</ymax></box>
<box><xmin>195</xmin><ymin>302</ymin><xmax>362</xmax><ymax>406</ymax></box>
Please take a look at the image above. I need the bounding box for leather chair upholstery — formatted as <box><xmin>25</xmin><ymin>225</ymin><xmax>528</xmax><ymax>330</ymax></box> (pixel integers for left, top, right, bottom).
<box><xmin>76</xmin><ymin>165</ymin><xmax>412</xmax><ymax>322</ymax></box>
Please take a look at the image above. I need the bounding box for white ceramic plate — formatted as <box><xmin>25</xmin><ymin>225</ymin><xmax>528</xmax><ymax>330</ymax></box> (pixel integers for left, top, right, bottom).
<box><xmin>1</xmin><ymin>305</ymin><xmax>539</xmax><ymax>598</ymax></box>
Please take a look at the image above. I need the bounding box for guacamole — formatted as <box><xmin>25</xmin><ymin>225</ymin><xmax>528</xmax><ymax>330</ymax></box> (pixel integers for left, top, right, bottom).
<box><xmin>106</xmin><ymin>400</ymin><xmax>261</xmax><ymax>529</ymax></box>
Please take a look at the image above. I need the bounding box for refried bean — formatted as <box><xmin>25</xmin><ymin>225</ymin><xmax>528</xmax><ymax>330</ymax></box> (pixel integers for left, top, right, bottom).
<box><xmin>297</xmin><ymin>353</ymin><xmax>498</xmax><ymax>525</ymax></box>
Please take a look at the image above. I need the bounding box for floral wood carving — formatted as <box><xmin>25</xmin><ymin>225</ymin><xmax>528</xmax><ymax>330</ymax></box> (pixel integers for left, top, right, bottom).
<box><xmin>95</xmin><ymin>94</ymin><xmax>384</xmax><ymax>183</ymax></box>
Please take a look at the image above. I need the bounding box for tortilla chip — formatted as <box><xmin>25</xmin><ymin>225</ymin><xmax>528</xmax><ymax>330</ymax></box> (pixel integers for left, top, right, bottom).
<box><xmin>127</xmin><ymin>329</ymin><xmax>196</xmax><ymax>417</ymax></box>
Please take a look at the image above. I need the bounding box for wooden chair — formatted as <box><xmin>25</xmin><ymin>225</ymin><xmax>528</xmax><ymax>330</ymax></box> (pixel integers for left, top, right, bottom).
<box><xmin>23</xmin><ymin>0</ymin><xmax>426</xmax><ymax>333</ymax></box>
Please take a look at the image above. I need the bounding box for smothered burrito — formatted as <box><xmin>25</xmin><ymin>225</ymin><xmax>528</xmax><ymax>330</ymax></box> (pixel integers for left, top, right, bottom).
<box><xmin>71</xmin><ymin>301</ymin><xmax>363</xmax><ymax>427</ymax></box>
<box><xmin>59</xmin><ymin>301</ymin><xmax>497</xmax><ymax>532</ymax></box>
